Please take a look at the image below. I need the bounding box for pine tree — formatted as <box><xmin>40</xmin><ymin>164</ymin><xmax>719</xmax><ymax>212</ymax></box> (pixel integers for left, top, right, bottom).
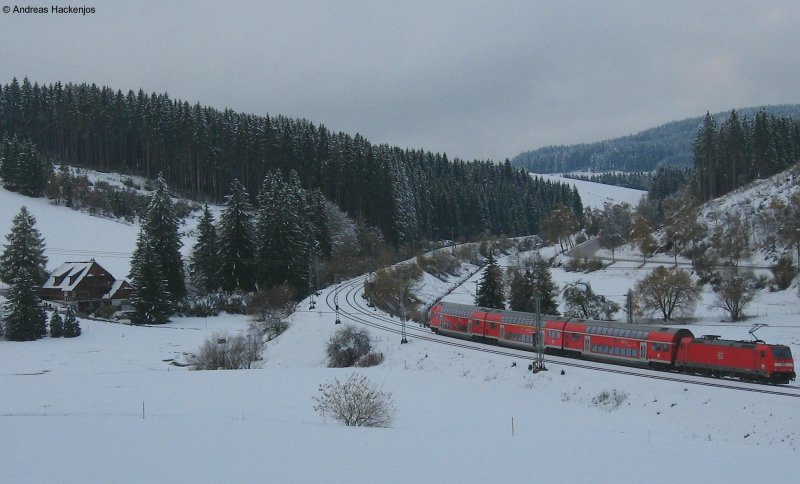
<box><xmin>189</xmin><ymin>204</ymin><xmax>219</xmax><ymax>293</ymax></box>
<box><xmin>135</xmin><ymin>174</ymin><xmax>185</xmax><ymax>302</ymax></box>
<box><xmin>129</xmin><ymin>233</ymin><xmax>172</xmax><ymax>324</ymax></box>
<box><xmin>255</xmin><ymin>170</ymin><xmax>318</xmax><ymax>293</ymax></box>
<box><xmin>476</xmin><ymin>252</ymin><xmax>505</xmax><ymax>309</ymax></box>
<box><xmin>62</xmin><ymin>305</ymin><xmax>81</xmax><ymax>337</ymax></box>
<box><xmin>0</xmin><ymin>206</ymin><xmax>48</xmax><ymax>285</ymax></box>
<box><xmin>3</xmin><ymin>272</ymin><xmax>47</xmax><ymax>341</ymax></box>
<box><xmin>530</xmin><ymin>253</ymin><xmax>559</xmax><ymax>315</ymax></box>
<box><xmin>218</xmin><ymin>179</ymin><xmax>256</xmax><ymax>292</ymax></box>
<box><xmin>508</xmin><ymin>268</ymin><xmax>534</xmax><ymax>312</ymax></box>
<box><xmin>0</xmin><ymin>206</ymin><xmax>48</xmax><ymax>340</ymax></box>
<box><xmin>693</xmin><ymin>112</ymin><xmax>718</xmax><ymax>201</ymax></box>
<box><xmin>49</xmin><ymin>310</ymin><xmax>64</xmax><ymax>338</ymax></box>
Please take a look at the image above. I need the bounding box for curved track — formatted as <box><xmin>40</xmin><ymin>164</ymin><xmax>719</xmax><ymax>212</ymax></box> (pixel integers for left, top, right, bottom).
<box><xmin>326</xmin><ymin>276</ymin><xmax>800</xmax><ymax>398</ymax></box>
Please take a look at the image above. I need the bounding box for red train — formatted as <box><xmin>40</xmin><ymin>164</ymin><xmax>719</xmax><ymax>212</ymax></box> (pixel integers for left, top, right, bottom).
<box><xmin>429</xmin><ymin>302</ymin><xmax>796</xmax><ymax>384</ymax></box>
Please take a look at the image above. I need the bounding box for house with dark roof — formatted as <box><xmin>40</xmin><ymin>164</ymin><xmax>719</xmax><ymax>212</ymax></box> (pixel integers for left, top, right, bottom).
<box><xmin>40</xmin><ymin>260</ymin><xmax>134</xmax><ymax>313</ymax></box>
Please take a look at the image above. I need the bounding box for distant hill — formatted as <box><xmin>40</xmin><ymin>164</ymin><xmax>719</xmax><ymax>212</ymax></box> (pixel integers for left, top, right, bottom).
<box><xmin>511</xmin><ymin>105</ymin><xmax>800</xmax><ymax>173</ymax></box>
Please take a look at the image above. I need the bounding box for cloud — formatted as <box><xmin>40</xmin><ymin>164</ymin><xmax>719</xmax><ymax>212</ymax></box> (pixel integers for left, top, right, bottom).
<box><xmin>1</xmin><ymin>0</ymin><xmax>799</xmax><ymax>161</ymax></box>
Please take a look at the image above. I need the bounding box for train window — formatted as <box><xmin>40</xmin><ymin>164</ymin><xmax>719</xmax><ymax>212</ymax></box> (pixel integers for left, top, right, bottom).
<box><xmin>773</xmin><ymin>347</ymin><xmax>792</xmax><ymax>359</ymax></box>
<box><xmin>760</xmin><ymin>351</ymin><xmax>765</xmax><ymax>358</ymax></box>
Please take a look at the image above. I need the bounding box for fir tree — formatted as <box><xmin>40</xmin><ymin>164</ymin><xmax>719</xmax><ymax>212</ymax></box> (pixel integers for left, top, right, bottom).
<box><xmin>189</xmin><ymin>204</ymin><xmax>219</xmax><ymax>293</ymax></box>
<box><xmin>49</xmin><ymin>310</ymin><xmax>64</xmax><ymax>338</ymax></box>
<box><xmin>693</xmin><ymin>112</ymin><xmax>718</xmax><ymax>201</ymax></box>
<box><xmin>476</xmin><ymin>252</ymin><xmax>505</xmax><ymax>309</ymax></box>
<box><xmin>218</xmin><ymin>179</ymin><xmax>256</xmax><ymax>292</ymax></box>
<box><xmin>3</xmin><ymin>272</ymin><xmax>47</xmax><ymax>341</ymax></box>
<box><xmin>129</xmin><ymin>233</ymin><xmax>172</xmax><ymax>324</ymax></box>
<box><xmin>508</xmin><ymin>268</ymin><xmax>534</xmax><ymax>312</ymax></box>
<box><xmin>0</xmin><ymin>206</ymin><xmax>48</xmax><ymax>285</ymax></box>
<box><xmin>134</xmin><ymin>174</ymin><xmax>185</xmax><ymax>302</ymax></box>
<box><xmin>62</xmin><ymin>305</ymin><xmax>81</xmax><ymax>337</ymax></box>
<box><xmin>0</xmin><ymin>206</ymin><xmax>48</xmax><ymax>340</ymax></box>
<box><xmin>530</xmin><ymin>253</ymin><xmax>559</xmax><ymax>315</ymax></box>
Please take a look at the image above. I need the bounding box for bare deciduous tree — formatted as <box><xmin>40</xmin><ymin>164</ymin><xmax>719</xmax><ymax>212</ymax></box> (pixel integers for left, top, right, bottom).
<box><xmin>635</xmin><ymin>266</ymin><xmax>700</xmax><ymax>321</ymax></box>
<box><xmin>313</xmin><ymin>374</ymin><xmax>396</xmax><ymax>427</ymax></box>
<box><xmin>562</xmin><ymin>280</ymin><xmax>620</xmax><ymax>320</ymax></box>
<box><xmin>712</xmin><ymin>267</ymin><xmax>756</xmax><ymax>321</ymax></box>
<box><xmin>191</xmin><ymin>330</ymin><xmax>264</xmax><ymax>370</ymax></box>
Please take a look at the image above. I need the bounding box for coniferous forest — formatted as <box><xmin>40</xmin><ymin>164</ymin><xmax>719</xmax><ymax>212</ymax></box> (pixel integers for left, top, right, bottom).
<box><xmin>0</xmin><ymin>77</ymin><xmax>582</xmax><ymax>247</ymax></box>
<box><xmin>692</xmin><ymin>109</ymin><xmax>800</xmax><ymax>202</ymax></box>
<box><xmin>512</xmin><ymin>104</ymin><xmax>800</xmax><ymax>174</ymax></box>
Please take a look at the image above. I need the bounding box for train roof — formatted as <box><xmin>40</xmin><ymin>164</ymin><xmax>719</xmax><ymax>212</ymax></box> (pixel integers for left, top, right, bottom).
<box><xmin>434</xmin><ymin>301</ymin><xmax>692</xmax><ymax>334</ymax></box>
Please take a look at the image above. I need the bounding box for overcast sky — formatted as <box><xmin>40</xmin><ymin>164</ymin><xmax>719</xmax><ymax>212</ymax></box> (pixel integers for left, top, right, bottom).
<box><xmin>2</xmin><ymin>1</ymin><xmax>799</xmax><ymax>161</ymax></box>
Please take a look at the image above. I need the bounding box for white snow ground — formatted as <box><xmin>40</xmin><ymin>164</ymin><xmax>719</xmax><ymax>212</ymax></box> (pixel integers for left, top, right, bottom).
<box><xmin>1</xmin><ymin>178</ymin><xmax>799</xmax><ymax>483</ymax></box>
<box><xmin>532</xmin><ymin>173</ymin><xmax>646</xmax><ymax>209</ymax></box>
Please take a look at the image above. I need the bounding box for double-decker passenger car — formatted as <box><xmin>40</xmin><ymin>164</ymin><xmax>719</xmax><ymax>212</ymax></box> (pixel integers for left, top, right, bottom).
<box><xmin>429</xmin><ymin>302</ymin><xmax>795</xmax><ymax>384</ymax></box>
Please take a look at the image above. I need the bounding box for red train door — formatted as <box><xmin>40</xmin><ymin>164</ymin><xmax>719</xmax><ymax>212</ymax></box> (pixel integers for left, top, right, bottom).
<box><xmin>640</xmin><ymin>342</ymin><xmax>647</xmax><ymax>362</ymax></box>
<box><xmin>584</xmin><ymin>335</ymin><xmax>590</xmax><ymax>354</ymax></box>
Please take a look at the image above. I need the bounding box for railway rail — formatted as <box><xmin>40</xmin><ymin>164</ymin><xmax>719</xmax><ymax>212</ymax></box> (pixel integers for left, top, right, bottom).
<box><xmin>325</xmin><ymin>276</ymin><xmax>800</xmax><ymax>398</ymax></box>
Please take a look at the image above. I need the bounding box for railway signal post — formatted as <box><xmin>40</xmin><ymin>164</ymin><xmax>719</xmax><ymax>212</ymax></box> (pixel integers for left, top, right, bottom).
<box><xmin>531</xmin><ymin>296</ymin><xmax>547</xmax><ymax>373</ymax></box>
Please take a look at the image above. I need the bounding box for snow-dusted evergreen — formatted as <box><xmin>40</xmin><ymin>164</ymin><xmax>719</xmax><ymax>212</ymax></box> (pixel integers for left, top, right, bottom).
<box><xmin>48</xmin><ymin>310</ymin><xmax>64</xmax><ymax>338</ymax></box>
<box><xmin>129</xmin><ymin>232</ymin><xmax>172</xmax><ymax>324</ymax></box>
<box><xmin>0</xmin><ymin>206</ymin><xmax>48</xmax><ymax>285</ymax></box>
<box><xmin>217</xmin><ymin>179</ymin><xmax>256</xmax><ymax>292</ymax></box>
<box><xmin>475</xmin><ymin>252</ymin><xmax>505</xmax><ymax>309</ymax></box>
<box><xmin>189</xmin><ymin>205</ymin><xmax>219</xmax><ymax>293</ymax></box>
<box><xmin>1</xmin><ymin>206</ymin><xmax>48</xmax><ymax>340</ymax></box>
<box><xmin>62</xmin><ymin>305</ymin><xmax>81</xmax><ymax>337</ymax></box>
<box><xmin>255</xmin><ymin>170</ymin><xmax>321</xmax><ymax>293</ymax></box>
<box><xmin>130</xmin><ymin>175</ymin><xmax>185</xmax><ymax>302</ymax></box>
<box><xmin>0</xmin><ymin>135</ymin><xmax>52</xmax><ymax>197</ymax></box>
<box><xmin>128</xmin><ymin>175</ymin><xmax>184</xmax><ymax>323</ymax></box>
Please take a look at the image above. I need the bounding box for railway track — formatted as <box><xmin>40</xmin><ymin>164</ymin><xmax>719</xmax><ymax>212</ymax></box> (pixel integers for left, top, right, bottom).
<box><xmin>326</xmin><ymin>276</ymin><xmax>800</xmax><ymax>398</ymax></box>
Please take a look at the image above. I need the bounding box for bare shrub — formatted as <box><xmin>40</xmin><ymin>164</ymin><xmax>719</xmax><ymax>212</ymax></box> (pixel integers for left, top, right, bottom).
<box><xmin>453</xmin><ymin>244</ymin><xmax>481</xmax><ymax>265</ymax></box>
<box><xmin>191</xmin><ymin>331</ymin><xmax>264</xmax><ymax>370</ymax></box>
<box><xmin>363</xmin><ymin>263</ymin><xmax>422</xmax><ymax>320</ymax></box>
<box><xmin>247</xmin><ymin>283</ymin><xmax>296</xmax><ymax>340</ymax></box>
<box><xmin>327</xmin><ymin>325</ymin><xmax>372</xmax><ymax>368</ymax></box>
<box><xmin>416</xmin><ymin>251</ymin><xmax>460</xmax><ymax>281</ymax></box>
<box><xmin>770</xmin><ymin>255</ymin><xmax>796</xmax><ymax>290</ymax></box>
<box><xmin>355</xmin><ymin>352</ymin><xmax>385</xmax><ymax>367</ymax></box>
<box><xmin>592</xmin><ymin>389</ymin><xmax>628</xmax><ymax>411</ymax></box>
<box><xmin>312</xmin><ymin>373</ymin><xmax>396</xmax><ymax>427</ymax></box>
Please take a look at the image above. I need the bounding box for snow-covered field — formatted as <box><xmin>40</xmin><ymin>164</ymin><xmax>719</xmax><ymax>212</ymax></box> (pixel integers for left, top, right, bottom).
<box><xmin>532</xmin><ymin>173</ymin><xmax>646</xmax><ymax>209</ymax></box>
<box><xmin>2</xmin><ymin>178</ymin><xmax>799</xmax><ymax>483</ymax></box>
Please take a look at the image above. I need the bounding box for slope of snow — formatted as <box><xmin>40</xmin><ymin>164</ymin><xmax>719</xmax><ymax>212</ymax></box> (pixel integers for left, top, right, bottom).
<box><xmin>0</xmin><ymin>187</ymin><xmax>140</xmax><ymax>279</ymax></box>
<box><xmin>0</xmin><ymin>173</ymin><xmax>215</xmax><ymax>283</ymax></box>
<box><xmin>2</xmin><ymin>181</ymin><xmax>799</xmax><ymax>483</ymax></box>
<box><xmin>697</xmin><ymin>164</ymin><xmax>800</xmax><ymax>262</ymax></box>
<box><xmin>532</xmin><ymin>173</ymin><xmax>646</xmax><ymax>209</ymax></box>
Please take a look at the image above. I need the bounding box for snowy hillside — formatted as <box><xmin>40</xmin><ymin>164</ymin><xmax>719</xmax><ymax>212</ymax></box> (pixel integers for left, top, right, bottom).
<box><xmin>0</xmin><ymin>169</ymin><xmax>212</xmax><ymax>283</ymax></box>
<box><xmin>2</xmin><ymin>176</ymin><xmax>800</xmax><ymax>483</ymax></box>
<box><xmin>697</xmin><ymin>163</ymin><xmax>800</xmax><ymax>262</ymax></box>
<box><xmin>533</xmin><ymin>173</ymin><xmax>646</xmax><ymax>209</ymax></box>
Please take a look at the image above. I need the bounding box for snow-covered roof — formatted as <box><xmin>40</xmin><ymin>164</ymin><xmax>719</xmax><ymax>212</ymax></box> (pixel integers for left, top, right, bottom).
<box><xmin>42</xmin><ymin>261</ymin><xmax>96</xmax><ymax>292</ymax></box>
<box><xmin>102</xmin><ymin>279</ymin><xmax>132</xmax><ymax>299</ymax></box>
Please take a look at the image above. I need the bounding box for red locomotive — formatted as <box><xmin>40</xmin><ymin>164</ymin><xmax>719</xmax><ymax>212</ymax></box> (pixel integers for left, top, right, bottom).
<box><xmin>429</xmin><ymin>302</ymin><xmax>796</xmax><ymax>384</ymax></box>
